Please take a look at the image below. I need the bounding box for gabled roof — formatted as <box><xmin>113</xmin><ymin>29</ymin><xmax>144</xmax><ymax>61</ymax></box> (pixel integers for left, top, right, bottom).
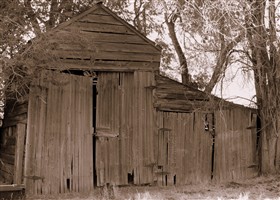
<box><xmin>45</xmin><ymin>2</ymin><xmax>161</xmax><ymax>71</ymax></box>
<box><xmin>52</xmin><ymin>2</ymin><xmax>161</xmax><ymax>52</ymax></box>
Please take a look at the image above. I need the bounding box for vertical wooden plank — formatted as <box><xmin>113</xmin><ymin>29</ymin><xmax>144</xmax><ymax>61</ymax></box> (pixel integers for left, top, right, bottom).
<box><xmin>138</xmin><ymin>72</ymin><xmax>144</xmax><ymax>184</ymax></box>
<box><xmin>185</xmin><ymin>113</ymin><xmax>192</xmax><ymax>184</ymax></box>
<box><xmin>60</xmin><ymin>76</ymin><xmax>71</xmax><ymax>193</ymax></box>
<box><xmin>181</xmin><ymin>112</ymin><xmax>187</xmax><ymax>185</ymax></box>
<box><xmin>213</xmin><ymin>110</ymin><xmax>222</xmax><ymax>182</ymax></box>
<box><xmin>119</xmin><ymin>73</ymin><xmax>127</xmax><ymax>185</ymax></box>
<box><xmin>48</xmin><ymin>81</ymin><xmax>60</xmax><ymax>195</ymax></box>
<box><xmin>77</xmin><ymin>77</ymin><xmax>84</xmax><ymax>191</ymax></box>
<box><xmin>73</xmin><ymin>77</ymin><xmax>80</xmax><ymax>192</ymax></box>
<box><xmin>13</xmin><ymin>123</ymin><xmax>26</xmax><ymax>185</ymax></box>
<box><xmin>132</xmin><ymin>72</ymin><xmax>139</xmax><ymax>184</ymax></box>
<box><xmin>86</xmin><ymin>76</ymin><xmax>94</xmax><ymax>191</ymax></box>
<box><xmin>221</xmin><ymin>110</ymin><xmax>228</xmax><ymax>181</ymax></box>
<box><xmin>24</xmin><ymin>86</ymin><xmax>40</xmax><ymax>195</ymax></box>
<box><xmin>182</xmin><ymin>113</ymin><xmax>188</xmax><ymax>184</ymax></box>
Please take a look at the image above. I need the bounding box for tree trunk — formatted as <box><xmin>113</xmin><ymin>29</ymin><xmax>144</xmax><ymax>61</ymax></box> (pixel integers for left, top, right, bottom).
<box><xmin>165</xmin><ymin>14</ymin><xmax>190</xmax><ymax>85</ymax></box>
<box><xmin>246</xmin><ymin>0</ymin><xmax>280</xmax><ymax>174</ymax></box>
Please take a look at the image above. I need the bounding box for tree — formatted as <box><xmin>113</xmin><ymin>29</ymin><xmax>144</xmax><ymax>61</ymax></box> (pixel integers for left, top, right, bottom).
<box><xmin>150</xmin><ymin>0</ymin><xmax>245</xmax><ymax>91</ymax></box>
<box><xmin>244</xmin><ymin>0</ymin><xmax>280</xmax><ymax>173</ymax></box>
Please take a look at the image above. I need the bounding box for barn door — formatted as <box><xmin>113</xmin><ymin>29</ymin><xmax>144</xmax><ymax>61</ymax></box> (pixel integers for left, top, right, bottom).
<box><xmin>95</xmin><ymin>72</ymin><xmax>133</xmax><ymax>186</ymax></box>
<box><xmin>156</xmin><ymin>111</ymin><xmax>214</xmax><ymax>186</ymax></box>
<box><xmin>213</xmin><ymin>108</ymin><xmax>258</xmax><ymax>182</ymax></box>
<box><xmin>25</xmin><ymin>71</ymin><xmax>93</xmax><ymax>195</ymax></box>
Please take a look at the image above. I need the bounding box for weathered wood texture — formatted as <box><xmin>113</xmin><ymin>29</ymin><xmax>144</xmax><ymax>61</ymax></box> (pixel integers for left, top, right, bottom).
<box><xmin>154</xmin><ymin>75</ymin><xmax>251</xmax><ymax>113</ymax></box>
<box><xmin>155</xmin><ymin>107</ymin><xmax>257</xmax><ymax>185</ymax></box>
<box><xmin>46</xmin><ymin>4</ymin><xmax>161</xmax><ymax>72</ymax></box>
<box><xmin>133</xmin><ymin>71</ymin><xmax>156</xmax><ymax>185</ymax></box>
<box><xmin>213</xmin><ymin>108</ymin><xmax>258</xmax><ymax>182</ymax></box>
<box><xmin>2</xmin><ymin>102</ymin><xmax>28</xmax><ymax>128</ymax></box>
<box><xmin>95</xmin><ymin>71</ymin><xmax>156</xmax><ymax>186</ymax></box>
<box><xmin>0</xmin><ymin>126</ymin><xmax>16</xmax><ymax>184</ymax></box>
<box><xmin>0</xmin><ymin>101</ymin><xmax>28</xmax><ymax>184</ymax></box>
<box><xmin>24</xmin><ymin>71</ymin><xmax>93</xmax><ymax>195</ymax></box>
<box><xmin>13</xmin><ymin>124</ymin><xmax>26</xmax><ymax>185</ymax></box>
<box><xmin>155</xmin><ymin>75</ymin><xmax>210</xmax><ymax>112</ymax></box>
<box><xmin>156</xmin><ymin>111</ymin><xmax>213</xmax><ymax>186</ymax></box>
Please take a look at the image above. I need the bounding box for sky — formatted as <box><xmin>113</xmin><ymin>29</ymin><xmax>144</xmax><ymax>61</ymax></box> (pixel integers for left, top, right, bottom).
<box><xmin>212</xmin><ymin>65</ymin><xmax>256</xmax><ymax>107</ymax></box>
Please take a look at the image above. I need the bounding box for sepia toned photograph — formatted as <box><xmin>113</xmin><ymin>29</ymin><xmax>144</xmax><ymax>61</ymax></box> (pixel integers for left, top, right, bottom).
<box><xmin>0</xmin><ymin>0</ymin><xmax>279</xmax><ymax>199</ymax></box>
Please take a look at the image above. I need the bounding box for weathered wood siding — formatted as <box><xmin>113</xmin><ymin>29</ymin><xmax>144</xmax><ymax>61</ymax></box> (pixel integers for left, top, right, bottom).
<box><xmin>24</xmin><ymin>71</ymin><xmax>93</xmax><ymax>195</ymax></box>
<box><xmin>95</xmin><ymin>71</ymin><xmax>156</xmax><ymax>186</ymax></box>
<box><xmin>155</xmin><ymin>108</ymin><xmax>257</xmax><ymax>185</ymax></box>
<box><xmin>213</xmin><ymin>108</ymin><xmax>258</xmax><ymax>182</ymax></box>
<box><xmin>47</xmin><ymin>4</ymin><xmax>161</xmax><ymax>72</ymax></box>
<box><xmin>0</xmin><ymin>101</ymin><xmax>27</xmax><ymax>185</ymax></box>
<box><xmin>156</xmin><ymin>111</ymin><xmax>213</xmax><ymax>186</ymax></box>
<box><xmin>133</xmin><ymin>71</ymin><xmax>156</xmax><ymax>184</ymax></box>
<box><xmin>155</xmin><ymin>75</ymin><xmax>209</xmax><ymax>112</ymax></box>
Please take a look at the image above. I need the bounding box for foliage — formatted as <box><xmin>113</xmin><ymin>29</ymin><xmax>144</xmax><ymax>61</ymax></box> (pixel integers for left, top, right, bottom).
<box><xmin>0</xmin><ymin>0</ymin><xmax>100</xmax><ymax>101</ymax></box>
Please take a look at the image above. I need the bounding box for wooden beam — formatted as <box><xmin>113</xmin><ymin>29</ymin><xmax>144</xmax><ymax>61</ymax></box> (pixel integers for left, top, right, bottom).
<box><xmin>51</xmin><ymin>49</ymin><xmax>161</xmax><ymax>62</ymax></box>
<box><xmin>0</xmin><ymin>185</ymin><xmax>25</xmax><ymax>192</ymax></box>
<box><xmin>45</xmin><ymin>60</ymin><xmax>160</xmax><ymax>72</ymax></box>
<box><xmin>56</xmin><ymin>41</ymin><xmax>159</xmax><ymax>54</ymax></box>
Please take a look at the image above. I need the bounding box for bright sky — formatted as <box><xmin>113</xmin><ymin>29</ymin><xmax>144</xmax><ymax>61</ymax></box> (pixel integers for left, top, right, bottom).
<box><xmin>213</xmin><ymin>66</ymin><xmax>256</xmax><ymax>107</ymax></box>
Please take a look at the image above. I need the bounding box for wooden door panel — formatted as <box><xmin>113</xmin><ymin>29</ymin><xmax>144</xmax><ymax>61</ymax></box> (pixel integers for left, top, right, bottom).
<box><xmin>25</xmin><ymin>71</ymin><xmax>93</xmax><ymax>195</ymax></box>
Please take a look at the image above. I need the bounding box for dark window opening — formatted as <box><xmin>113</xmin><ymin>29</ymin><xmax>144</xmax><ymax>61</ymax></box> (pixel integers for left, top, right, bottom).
<box><xmin>66</xmin><ymin>178</ymin><xmax>70</xmax><ymax>190</ymax></box>
<box><xmin>62</xmin><ymin>70</ymin><xmax>97</xmax><ymax>78</ymax></box>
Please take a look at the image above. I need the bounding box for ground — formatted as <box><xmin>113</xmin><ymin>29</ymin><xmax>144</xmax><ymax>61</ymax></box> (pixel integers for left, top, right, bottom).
<box><xmin>22</xmin><ymin>175</ymin><xmax>280</xmax><ymax>199</ymax></box>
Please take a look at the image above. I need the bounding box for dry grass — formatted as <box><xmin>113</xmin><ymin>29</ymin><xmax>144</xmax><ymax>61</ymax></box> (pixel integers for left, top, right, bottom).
<box><xmin>26</xmin><ymin>175</ymin><xmax>280</xmax><ymax>200</ymax></box>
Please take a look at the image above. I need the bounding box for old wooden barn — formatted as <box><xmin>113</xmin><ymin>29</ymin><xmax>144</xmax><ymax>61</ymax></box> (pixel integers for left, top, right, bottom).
<box><xmin>0</xmin><ymin>2</ymin><xmax>259</xmax><ymax>196</ymax></box>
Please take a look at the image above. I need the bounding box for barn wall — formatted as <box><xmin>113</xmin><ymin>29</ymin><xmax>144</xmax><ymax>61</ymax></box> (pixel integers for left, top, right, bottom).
<box><xmin>0</xmin><ymin>101</ymin><xmax>27</xmax><ymax>185</ymax></box>
<box><xmin>24</xmin><ymin>71</ymin><xmax>93</xmax><ymax>195</ymax></box>
<box><xmin>155</xmin><ymin>111</ymin><xmax>213</xmax><ymax>186</ymax></box>
<box><xmin>155</xmin><ymin>107</ymin><xmax>258</xmax><ymax>185</ymax></box>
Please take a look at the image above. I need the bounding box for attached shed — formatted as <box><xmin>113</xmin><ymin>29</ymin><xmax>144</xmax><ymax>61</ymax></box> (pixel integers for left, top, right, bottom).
<box><xmin>154</xmin><ymin>75</ymin><xmax>259</xmax><ymax>186</ymax></box>
<box><xmin>0</xmin><ymin>2</ymin><xmax>259</xmax><ymax>196</ymax></box>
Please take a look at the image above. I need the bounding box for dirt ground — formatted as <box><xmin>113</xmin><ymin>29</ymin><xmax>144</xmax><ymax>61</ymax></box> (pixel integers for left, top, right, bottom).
<box><xmin>25</xmin><ymin>175</ymin><xmax>280</xmax><ymax>200</ymax></box>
